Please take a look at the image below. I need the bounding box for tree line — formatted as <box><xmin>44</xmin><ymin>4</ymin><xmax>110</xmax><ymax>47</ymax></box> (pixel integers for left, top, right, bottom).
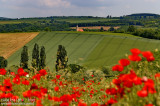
<box><xmin>20</xmin><ymin>43</ymin><xmax>68</xmax><ymax>71</ymax></box>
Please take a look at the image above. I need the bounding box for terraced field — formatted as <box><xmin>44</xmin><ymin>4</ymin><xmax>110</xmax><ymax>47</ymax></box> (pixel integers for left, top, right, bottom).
<box><xmin>7</xmin><ymin>32</ymin><xmax>160</xmax><ymax>71</ymax></box>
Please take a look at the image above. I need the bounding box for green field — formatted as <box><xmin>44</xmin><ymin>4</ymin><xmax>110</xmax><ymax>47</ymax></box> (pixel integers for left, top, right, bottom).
<box><xmin>7</xmin><ymin>31</ymin><xmax>160</xmax><ymax>71</ymax></box>
<box><xmin>56</xmin><ymin>18</ymin><xmax>118</xmax><ymax>23</ymax></box>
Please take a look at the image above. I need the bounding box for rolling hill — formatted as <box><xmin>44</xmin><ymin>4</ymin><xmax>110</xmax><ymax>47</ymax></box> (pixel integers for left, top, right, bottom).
<box><xmin>7</xmin><ymin>32</ymin><xmax>160</xmax><ymax>71</ymax></box>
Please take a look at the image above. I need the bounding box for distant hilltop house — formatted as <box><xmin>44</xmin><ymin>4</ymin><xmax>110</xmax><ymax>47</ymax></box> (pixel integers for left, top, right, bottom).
<box><xmin>76</xmin><ymin>25</ymin><xmax>84</xmax><ymax>32</ymax></box>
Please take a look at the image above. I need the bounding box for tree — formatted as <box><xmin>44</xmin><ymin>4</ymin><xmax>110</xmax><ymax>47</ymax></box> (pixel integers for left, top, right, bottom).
<box><xmin>20</xmin><ymin>46</ymin><xmax>29</xmax><ymax>69</ymax></box>
<box><xmin>127</xmin><ymin>25</ymin><xmax>136</xmax><ymax>32</ymax></box>
<box><xmin>0</xmin><ymin>56</ymin><xmax>7</xmax><ymax>68</ymax></box>
<box><xmin>108</xmin><ymin>26</ymin><xmax>115</xmax><ymax>31</ymax></box>
<box><xmin>39</xmin><ymin>46</ymin><xmax>46</xmax><ymax>69</ymax></box>
<box><xmin>100</xmin><ymin>27</ymin><xmax>104</xmax><ymax>32</ymax></box>
<box><xmin>32</xmin><ymin>43</ymin><xmax>39</xmax><ymax>69</ymax></box>
<box><xmin>55</xmin><ymin>45</ymin><xmax>68</xmax><ymax>71</ymax></box>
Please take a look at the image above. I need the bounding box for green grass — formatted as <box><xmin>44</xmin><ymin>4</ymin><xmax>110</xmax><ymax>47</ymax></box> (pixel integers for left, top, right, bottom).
<box><xmin>7</xmin><ymin>31</ymin><xmax>160</xmax><ymax>71</ymax></box>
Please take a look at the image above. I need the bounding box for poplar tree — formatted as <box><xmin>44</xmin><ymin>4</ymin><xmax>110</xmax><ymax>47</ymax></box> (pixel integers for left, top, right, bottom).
<box><xmin>55</xmin><ymin>45</ymin><xmax>68</xmax><ymax>71</ymax></box>
<box><xmin>32</xmin><ymin>43</ymin><xmax>39</xmax><ymax>69</ymax></box>
<box><xmin>20</xmin><ymin>46</ymin><xmax>29</xmax><ymax>69</ymax></box>
<box><xmin>39</xmin><ymin>46</ymin><xmax>46</xmax><ymax>69</ymax></box>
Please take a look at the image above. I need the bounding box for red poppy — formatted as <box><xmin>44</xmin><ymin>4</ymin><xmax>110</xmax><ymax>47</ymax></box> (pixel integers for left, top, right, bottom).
<box><xmin>54</xmin><ymin>86</ymin><xmax>59</xmax><ymax>92</ymax></box>
<box><xmin>36</xmin><ymin>99</ymin><xmax>43</xmax><ymax>106</ymax></box>
<box><xmin>60</xmin><ymin>94</ymin><xmax>72</xmax><ymax>102</ymax></box>
<box><xmin>56</xmin><ymin>75</ymin><xmax>61</xmax><ymax>79</ymax></box>
<box><xmin>78</xmin><ymin>102</ymin><xmax>87</xmax><ymax>106</ymax></box>
<box><xmin>155</xmin><ymin>73</ymin><xmax>160</xmax><ymax>78</ymax></box>
<box><xmin>130</xmin><ymin>48</ymin><xmax>141</xmax><ymax>55</ymax></box>
<box><xmin>128</xmin><ymin>55</ymin><xmax>141</xmax><ymax>61</ymax></box>
<box><xmin>112</xmin><ymin>64</ymin><xmax>124</xmax><ymax>72</ymax></box>
<box><xmin>11</xmin><ymin>95</ymin><xmax>19</xmax><ymax>102</ymax></box>
<box><xmin>118</xmin><ymin>59</ymin><xmax>130</xmax><ymax>67</ymax></box>
<box><xmin>32</xmin><ymin>91</ymin><xmax>42</xmax><ymax>99</ymax></box>
<box><xmin>23</xmin><ymin>90</ymin><xmax>32</xmax><ymax>98</ymax></box>
<box><xmin>17</xmin><ymin>68</ymin><xmax>28</xmax><ymax>76</ymax></box>
<box><xmin>22</xmin><ymin>79</ymin><xmax>30</xmax><ymax>85</ymax></box>
<box><xmin>32</xmin><ymin>74</ymin><xmax>41</xmax><ymax>81</ymax></box>
<box><xmin>91</xmin><ymin>103</ymin><xmax>99</xmax><ymax>106</ymax></box>
<box><xmin>5</xmin><ymin>93</ymin><xmax>13</xmax><ymax>98</ymax></box>
<box><xmin>0</xmin><ymin>68</ymin><xmax>7</xmax><ymax>75</ymax></box>
<box><xmin>39</xmin><ymin>69</ymin><xmax>47</xmax><ymax>76</ymax></box>
<box><xmin>10</xmin><ymin>72</ymin><xmax>15</xmax><ymax>76</ymax></box>
<box><xmin>40</xmin><ymin>87</ymin><xmax>48</xmax><ymax>94</ymax></box>
<box><xmin>0</xmin><ymin>93</ymin><xmax>6</xmax><ymax>99</ymax></box>
<box><xmin>106</xmin><ymin>88</ymin><xmax>117</xmax><ymax>95</ymax></box>
<box><xmin>107</xmin><ymin>98</ymin><xmax>117</xmax><ymax>105</ymax></box>
<box><xmin>12</xmin><ymin>75</ymin><xmax>21</xmax><ymax>85</ymax></box>
<box><xmin>52</xmin><ymin>96</ymin><xmax>60</xmax><ymax>102</ymax></box>
<box><xmin>3</xmin><ymin>79</ymin><xmax>12</xmax><ymax>92</ymax></box>
<box><xmin>30</xmin><ymin>83</ymin><xmax>39</xmax><ymax>90</ymax></box>
<box><xmin>137</xmin><ymin>89</ymin><xmax>148</xmax><ymax>97</ymax></box>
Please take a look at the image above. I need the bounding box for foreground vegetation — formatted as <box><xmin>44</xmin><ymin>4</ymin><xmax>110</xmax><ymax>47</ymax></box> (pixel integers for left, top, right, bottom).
<box><xmin>0</xmin><ymin>48</ymin><xmax>160</xmax><ymax>106</ymax></box>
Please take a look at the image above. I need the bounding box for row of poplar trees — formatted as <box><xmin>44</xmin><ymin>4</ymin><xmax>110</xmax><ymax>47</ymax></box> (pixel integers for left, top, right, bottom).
<box><xmin>20</xmin><ymin>43</ymin><xmax>46</xmax><ymax>70</ymax></box>
<box><xmin>20</xmin><ymin>44</ymin><xmax>68</xmax><ymax>71</ymax></box>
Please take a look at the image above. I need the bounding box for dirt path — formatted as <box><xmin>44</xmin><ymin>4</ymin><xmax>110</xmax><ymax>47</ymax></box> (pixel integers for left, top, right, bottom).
<box><xmin>0</xmin><ymin>32</ymin><xmax>39</xmax><ymax>59</ymax></box>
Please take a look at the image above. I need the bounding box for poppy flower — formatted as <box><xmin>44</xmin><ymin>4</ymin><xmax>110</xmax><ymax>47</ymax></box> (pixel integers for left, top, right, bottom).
<box><xmin>78</xmin><ymin>102</ymin><xmax>87</xmax><ymax>106</ymax></box>
<box><xmin>22</xmin><ymin>79</ymin><xmax>30</xmax><ymax>85</ymax></box>
<box><xmin>142</xmin><ymin>51</ymin><xmax>155</xmax><ymax>62</ymax></box>
<box><xmin>5</xmin><ymin>93</ymin><xmax>13</xmax><ymax>98</ymax></box>
<box><xmin>137</xmin><ymin>89</ymin><xmax>148</xmax><ymax>97</ymax></box>
<box><xmin>60</xmin><ymin>94</ymin><xmax>72</xmax><ymax>102</ymax></box>
<box><xmin>106</xmin><ymin>88</ymin><xmax>117</xmax><ymax>95</ymax></box>
<box><xmin>10</xmin><ymin>72</ymin><xmax>15</xmax><ymax>76</ymax></box>
<box><xmin>32</xmin><ymin>74</ymin><xmax>41</xmax><ymax>81</ymax></box>
<box><xmin>12</xmin><ymin>75</ymin><xmax>21</xmax><ymax>85</ymax></box>
<box><xmin>3</xmin><ymin>79</ymin><xmax>12</xmax><ymax>92</ymax></box>
<box><xmin>17</xmin><ymin>68</ymin><xmax>28</xmax><ymax>76</ymax></box>
<box><xmin>32</xmin><ymin>91</ymin><xmax>42</xmax><ymax>99</ymax></box>
<box><xmin>39</xmin><ymin>69</ymin><xmax>47</xmax><ymax>76</ymax></box>
<box><xmin>23</xmin><ymin>90</ymin><xmax>32</xmax><ymax>98</ymax></box>
<box><xmin>40</xmin><ymin>87</ymin><xmax>48</xmax><ymax>94</ymax></box>
<box><xmin>107</xmin><ymin>98</ymin><xmax>117</xmax><ymax>105</ymax></box>
<box><xmin>54</xmin><ymin>86</ymin><xmax>59</xmax><ymax>92</ymax></box>
<box><xmin>36</xmin><ymin>99</ymin><xmax>43</xmax><ymax>106</ymax></box>
<box><xmin>56</xmin><ymin>75</ymin><xmax>61</xmax><ymax>79</ymax></box>
<box><xmin>0</xmin><ymin>68</ymin><xmax>7</xmax><ymax>75</ymax></box>
<box><xmin>91</xmin><ymin>103</ymin><xmax>99</xmax><ymax>106</ymax></box>
<box><xmin>112</xmin><ymin>65</ymin><xmax>124</xmax><ymax>72</ymax></box>
<box><xmin>60</xmin><ymin>102</ymin><xmax>69</xmax><ymax>106</ymax></box>
<box><xmin>119</xmin><ymin>59</ymin><xmax>130</xmax><ymax>67</ymax></box>
<box><xmin>130</xmin><ymin>48</ymin><xmax>141</xmax><ymax>55</ymax></box>
<box><xmin>30</xmin><ymin>83</ymin><xmax>39</xmax><ymax>90</ymax></box>
<box><xmin>155</xmin><ymin>73</ymin><xmax>160</xmax><ymax>78</ymax></box>
<box><xmin>128</xmin><ymin>55</ymin><xmax>141</xmax><ymax>61</ymax></box>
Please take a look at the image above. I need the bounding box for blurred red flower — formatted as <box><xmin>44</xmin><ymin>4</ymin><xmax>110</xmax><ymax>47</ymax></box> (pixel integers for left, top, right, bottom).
<box><xmin>0</xmin><ymin>68</ymin><xmax>7</xmax><ymax>75</ymax></box>
<box><xmin>137</xmin><ymin>89</ymin><xmax>148</xmax><ymax>97</ymax></box>
<box><xmin>128</xmin><ymin>55</ymin><xmax>141</xmax><ymax>61</ymax></box>
<box><xmin>130</xmin><ymin>48</ymin><xmax>141</xmax><ymax>55</ymax></box>
<box><xmin>112</xmin><ymin>65</ymin><xmax>124</xmax><ymax>72</ymax></box>
<box><xmin>119</xmin><ymin>59</ymin><xmax>130</xmax><ymax>67</ymax></box>
<box><xmin>39</xmin><ymin>69</ymin><xmax>47</xmax><ymax>76</ymax></box>
<box><xmin>54</xmin><ymin>86</ymin><xmax>59</xmax><ymax>92</ymax></box>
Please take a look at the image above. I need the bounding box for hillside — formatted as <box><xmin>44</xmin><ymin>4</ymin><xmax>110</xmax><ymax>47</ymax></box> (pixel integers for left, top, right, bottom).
<box><xmin>7</xmin><ymin>32</ymin><xmax>160</xmax><ymax>71</ymax></box>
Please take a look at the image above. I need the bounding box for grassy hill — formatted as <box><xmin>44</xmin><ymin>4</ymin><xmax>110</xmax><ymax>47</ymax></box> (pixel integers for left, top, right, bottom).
<box><xmin>7</xmin><ymin>31</ymin><xmax>160</xmax><ymax>71</ymax></box>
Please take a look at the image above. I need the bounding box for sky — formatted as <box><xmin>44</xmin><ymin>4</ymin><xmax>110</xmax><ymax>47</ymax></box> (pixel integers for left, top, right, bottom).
<box><xmin>0</xmin><ymin>0</ymin><xmax>160</xmax><ymax>18</ymax></box>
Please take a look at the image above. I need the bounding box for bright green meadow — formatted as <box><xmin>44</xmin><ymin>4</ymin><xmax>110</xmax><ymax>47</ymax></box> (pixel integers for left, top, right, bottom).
<box><xmin>7</xmin><ymin>31</ymin><xmax>160</xmax><ymax>71</ymax></box>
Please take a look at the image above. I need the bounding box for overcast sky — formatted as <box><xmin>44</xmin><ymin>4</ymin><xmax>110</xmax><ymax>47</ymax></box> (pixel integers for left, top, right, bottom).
<box><xmin>0</xmin><ymin>0</ymin><xmax>160</xmax><ymax>18</ymax></box>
